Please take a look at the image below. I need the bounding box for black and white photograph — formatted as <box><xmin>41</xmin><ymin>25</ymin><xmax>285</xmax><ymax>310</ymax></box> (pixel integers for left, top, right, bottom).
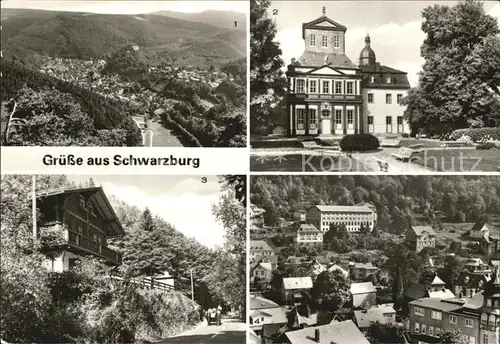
<box><xmin>1</xmin><ymin>1</ymin><xmax>247</xmax><ymax>147</ymax></box>
<box><xmin>0</xmin><ymin>174</ymin><xmax>246</xmax><ymax>343</ymax></box>
<box><xmin>250</xmin><ymin>0</ymin><xmax>500</xmax><ymax>172</ymax></box>
<box><xmin>248</xmin><ymin>175</ymin><xmax>500</xmax><ymax>344</ymax></box>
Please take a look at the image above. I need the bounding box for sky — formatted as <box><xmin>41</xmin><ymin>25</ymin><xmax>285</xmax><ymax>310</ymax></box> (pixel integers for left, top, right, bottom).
<box><xmin>66</xmin><ymin>175</ymin><xmax>226</xmax><ymax>249</ymax></box>
<box><xmin>271</xmin><ymin>1</ymin><xmax>500</xmax><ymax>86</ymax></box>
<box><xmin>1</xmin><ymin>1</ymin><xmax>248</xmax><ymax>14</ymax></box>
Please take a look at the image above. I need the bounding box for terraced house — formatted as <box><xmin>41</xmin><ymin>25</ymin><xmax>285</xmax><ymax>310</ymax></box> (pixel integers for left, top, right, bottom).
<box><xmin>37</xmin><ymin>187</ymin><xmax>124</xmax><ymax>272</ymax></box>
<box><xmin>285</xmin><ymin>7</ymin><xmax>410</xmax><ymax>137</ymax></box>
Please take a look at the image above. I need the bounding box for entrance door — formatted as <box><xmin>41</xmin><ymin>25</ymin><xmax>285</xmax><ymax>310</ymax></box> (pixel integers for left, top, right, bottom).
<box><xmin>321</xmin><ymin>109</ymin><xmax>331</xmax><ymax>135</ymax></box>
<box><xmin>386</xmin><ymin>116</ymin><xmax>393</xmax><ymax>133</ymax></box>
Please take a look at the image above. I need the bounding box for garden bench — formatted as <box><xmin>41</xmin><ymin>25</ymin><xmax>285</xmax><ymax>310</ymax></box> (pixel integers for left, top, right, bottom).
<box><xmin>372</xmin><ymin>158</ymin><xmax>389</xmax><ymax>172</ymax></box>
<box><xmin>408</xmin><ymin>143</ymin><xmax>424</xmax><ymax>152</ymax></box>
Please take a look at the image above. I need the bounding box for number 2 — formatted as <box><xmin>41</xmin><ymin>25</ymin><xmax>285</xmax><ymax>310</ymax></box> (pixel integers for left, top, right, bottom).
<box><xmin>272</xmin><ymin>9</ymin><xmax>278</xmax><ymax>15</ymax></box>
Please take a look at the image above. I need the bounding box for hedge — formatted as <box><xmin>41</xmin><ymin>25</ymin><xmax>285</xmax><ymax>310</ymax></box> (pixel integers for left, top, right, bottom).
<box><xmin>340</xmin><ymin>133</ymin><xmax>380</xmax><ymax>151</ymax></box>
<box><xmin>450</xmin><ymin>128</ymin><xmax>500</xmax><ymax>142</ymax></box>
<box><xmin>161</xmin><ymin>114</ymin><xmax>202</xmax><ymax>147</ymax></box>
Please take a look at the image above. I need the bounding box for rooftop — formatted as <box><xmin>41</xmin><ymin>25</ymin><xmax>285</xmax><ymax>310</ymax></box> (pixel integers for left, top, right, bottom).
<box><xmin>314</xmin><ymin>205</ymin><xmax>374</xmax><ymax>213</ymax></box>
<box><xmin>285</xmin><ymin>320</ymin><xmax>370</xmax><ymax>344</ymax></box>
<box><xmin>250</xmin><ymin>295</ymin><xmax>280</xmax><ymax>310</ymax></box>
<box><xmin>350</xmin><ymin>282</ymin><xmax>376</xmax><ymax>295</ymax></box>
<box><xmin>299</xmin><ymin>223</ymin><xmax>320</xmax><ymax>232</ymax></box>
<box><xmin>409</xmin><ymin>298</ymin><xmax>463</xmax><ymax>312</ymax></box>
<box><xmin>411</xmin><ymin>225</ymin><xmax>436</xmax><ymax>236</ymax></box>
<box><xmin>354</xmin><ymin>306</ymin><xmax>396</xmax><ymax>328</ymax></box>
<box><xmin>296</xmin><ymin>51</ymin><xmax>358</xmax><ymax>69</ymax></box>
<box><xmin>250</xmin><ymin>240</ymin><xmax>274</xmax><ymax>252</ymax></box>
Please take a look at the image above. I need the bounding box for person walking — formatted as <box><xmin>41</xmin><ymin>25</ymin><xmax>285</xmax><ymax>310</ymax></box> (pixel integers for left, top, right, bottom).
<box><xmin>216</xmin><ymin>305</ymin><xmax>222</xmax><ymax>325</ymax></box>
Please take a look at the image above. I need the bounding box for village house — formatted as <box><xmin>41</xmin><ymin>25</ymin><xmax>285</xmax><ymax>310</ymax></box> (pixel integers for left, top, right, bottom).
<box><xmin>306</xmin><ymin>204</ymin><xmax>376</xmax><ymax>233</ymax></box>
<box><xmin>249</xmin><ymin>295</ymin><xmax>288</xmax><ymax>338</ymax></box>
<box><xmin>285</xmin><ymin>320</ymin><xmax>370</xmax><ymax>344</ymax></box>
<box><xmin>349</xmin><ymin>262</ymin><xmax>380</xmax><ymax>281</ymax></box>
<box><xmin>406</xmin><ymin>225</ymin><xmax>436</xmax><ymax>252</ymax></box>
<box><xmin>250</xmin><ymin>240</ymin><xmax>275</xmax><ymax>264</ymax></box>
<box><xmin>37</xmin><ymin>187</ymin><xmax>124</xmax><ymax>273</ymax></box>
<box><xmin>469</xmin><ymin>220</ymin><xmax>492</xmax><ymax>240</ymax></box>
<box><xmin>480</xmin><ymin>265</ymin><xmax>500</xmax><ymax>344</ymax></box>
<box><xmin>403</xmin><ymin>275</ymin><xmax>455</xmax><ymax>314</ymax></box>
<box><xmin>296</xmin><ymin>223</ymin><xmax>323</xmax><ymax>243</ymax></box>
<box><xmin>351</xmin><ymin>282</ymin><xmax>377</xmax><ymax>309</ymax></box>
<box><xmin>328</xmin><ymin>263</ymin><xmax>349</xmax><ymax>278</ymax></box>
<box><xmin>354</xmin><ymin>304</ymin><xmax>396</xmax><ymax>332</ymax></box>
<box><xmin>408</xmin><ymin>296</ymin><xmax>481</xmax><ymax>343</ymax></box>
<box><xmin>250</xmin><ymin>203</ymin><xmax>266</xmax><ymax>228</ymax></box>
<box><xmin>251</xmin><ymin>261</ymin><xmax>273</xmax><ymax>284</ymax></box>
<box><xmin>281</xmin><ymin>277</ymin><xmax>314</xmax><ymax>305</ymax></box>
<box><xmin>284</xmin><ymin>7</ymin><xmax>409</xmax><ymax>137</ymax></box>
<box><xmin>293</xmin><ymin>209</ymin><xmax>307</xmax><ymax>222</ymax></box>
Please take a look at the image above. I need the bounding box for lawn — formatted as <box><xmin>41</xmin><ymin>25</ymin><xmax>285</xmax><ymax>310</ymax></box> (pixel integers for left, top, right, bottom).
<box><xmin>412</xmin><ymin>148</ymin><xmax>500</xmax><ymax>172</ymax></box>
<box><xmin>250</xmin><ymin>154</ymin><xmax>368</xmax><ymax>172</ymax></box>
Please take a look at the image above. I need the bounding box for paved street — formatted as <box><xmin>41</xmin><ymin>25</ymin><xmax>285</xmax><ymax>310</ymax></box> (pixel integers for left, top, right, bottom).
<box><xmin>158</xmin><ymin>318</ymin><xmax>246</xmax><ymax>344</ymax></box>
<box><xmin>132</xmin><ymin>116</ymin><xmax>182</xmax><ymax>147</ymax></box>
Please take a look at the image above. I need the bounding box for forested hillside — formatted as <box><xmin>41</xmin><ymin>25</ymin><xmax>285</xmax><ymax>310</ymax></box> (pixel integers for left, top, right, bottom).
<box><xmin>1</xmin><ymin>9</ymin><xmax>245</xmax><ymax>67</ymax></box>
<box><xmin>250</xmin><ymin>176</ymin><xmax>500</xmax><ymax>233</ymax></box>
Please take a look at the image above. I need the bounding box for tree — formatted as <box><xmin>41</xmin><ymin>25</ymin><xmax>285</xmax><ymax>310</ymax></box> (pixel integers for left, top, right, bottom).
<box><xmin>438</xmin><ymin>330</ymin><xmax>467</xmax><ymax>344</ymax></box>
<box><xmin>121</xmin><ymin>208</ymin><xmax>174</xmax><ymax>278</ymax></box>
<box><xmin>250</xmin><ymin>0</ymin><xmax>287</xmax><ymax>134</ymax></box>
<box><xmin>311</xmin><ymin>270</ymin><xmax>351</xmax><ymax>312</ymax></box>
<box><xmin>367</xmin><ymin>322</ymin><xmax>405</xmax><ymax>344</ymax></box>
<box><xmin>403</xmin><ymin>0</ymin><xmax>500</xmax><ymax>134</ymax></box>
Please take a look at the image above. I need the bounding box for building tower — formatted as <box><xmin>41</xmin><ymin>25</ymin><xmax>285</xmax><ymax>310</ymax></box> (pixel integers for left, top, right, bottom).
<box><xmin>480</xmin><ymin>265</ymin><xmax>500</xmax><ymax>344</ymax></box>
<box><xmin>358</xmin><ymin>34</ymin><xmax>376</xmax><ymax>67</ymax></box>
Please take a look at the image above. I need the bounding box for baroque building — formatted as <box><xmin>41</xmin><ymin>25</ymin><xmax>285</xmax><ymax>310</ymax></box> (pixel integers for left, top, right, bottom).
<box><xmin>285</xmin><ymin>7</ymin><xmax>410</xmax><ymax>136</ymax></box>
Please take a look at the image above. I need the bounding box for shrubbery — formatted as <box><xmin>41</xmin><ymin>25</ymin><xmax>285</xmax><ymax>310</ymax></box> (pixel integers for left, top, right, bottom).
<box><xmin>450</xmin><ymin>127</ymin><xmax>500</xmax><ymax>142</ymax></box>
<box><xmin>477</xmin><ymin>142</ymin><xmax>497</xmax><ymax>150</ymax></box>
<box><xmin>339</xmin><ymin>133</ymin><xmax>380</xmax><ymax>151</ymax></box>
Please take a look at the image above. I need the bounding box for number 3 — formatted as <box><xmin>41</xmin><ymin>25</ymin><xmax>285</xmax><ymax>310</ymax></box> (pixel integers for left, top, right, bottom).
<box><xmin>201</xmin><ymin>177</ymin><xmax>207</xmax><ymax>183</ymax></box>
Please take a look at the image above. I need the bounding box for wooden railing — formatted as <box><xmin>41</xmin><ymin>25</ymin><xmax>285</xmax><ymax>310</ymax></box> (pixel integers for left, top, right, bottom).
<box><xmin>107</xmin><ymin>275</ymin><xmax>174</xmax><ymax>292</ymax></box>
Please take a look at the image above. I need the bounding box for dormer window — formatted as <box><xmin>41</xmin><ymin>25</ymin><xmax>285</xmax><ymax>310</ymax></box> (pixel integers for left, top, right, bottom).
<box><xmin>322</xmin><ymin>35</ymin><xmax>328</xmax><ymax>47</ymax></box>
<box><xmin>79</xmin><ymin>195</ymin><xmax>86</xmax><ymax>209</ymax></box>
<box><xmin>310</xmin><ymin>34</ymin><xmax>316</xmax><ymax>47</ymax></box>
<box><xmin>386</xmin><ymin>76</ymin><xmax>392</xmax><ymax>84</ymax></box>
<box><xmin>333</xmin><ymin>36</ymin><xmax>340</xmax><ymax>48</ymax></box>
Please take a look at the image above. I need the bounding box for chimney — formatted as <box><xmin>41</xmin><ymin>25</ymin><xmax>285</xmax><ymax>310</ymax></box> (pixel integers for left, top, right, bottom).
<box><xmin>315</xmin><ymin>329</ymin><xmax>320</xmax><ymax>342</ymax></box>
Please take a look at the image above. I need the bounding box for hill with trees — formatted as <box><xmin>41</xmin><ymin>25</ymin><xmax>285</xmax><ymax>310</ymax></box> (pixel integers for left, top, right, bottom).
<box><xmin>250</xmin><ymin>175</ymin><xmax>500</xmax><ymax>234</ymax></box>
<box><xmin>1</xmin><ymin>9</ymin><xmax>246</xmax><ymax>68</ymax></box>
<box><xmin>153</xmin><ymin>10</ymin><xmax>246</xmax><ymax>31</ymax></box>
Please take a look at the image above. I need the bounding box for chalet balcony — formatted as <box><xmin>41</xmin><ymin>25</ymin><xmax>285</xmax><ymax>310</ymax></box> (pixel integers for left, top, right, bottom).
<box><xmin>40</xmin><ymin>224</ymin><xmax>122</xmax><ymax>266</ymax></box>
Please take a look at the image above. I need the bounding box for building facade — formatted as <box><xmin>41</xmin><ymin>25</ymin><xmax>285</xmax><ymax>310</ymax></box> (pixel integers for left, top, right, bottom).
<box><xmin>296</xmin><ymin>223</ymin><xmax>323</xmax><ymax>243</ymax></box>
<box><xmin>479</xmin><ymin>266</ymin><xmax>500</xmax><ymax>344</ymax></box>
<box><xmin>406</xmin><ymin>226</ymin><xmax>436</xmax><ymax>252</ymax></box>
<box><xmin>37</xmin><ymin>187</ymin><xmax>124</xmax><ymax>273</ymax></box>
<box><xmin>285</xmin><ymin>8</ymin><xmax>410</xmax><ymax>137</ymax></box>
<box><xmin>250</xmin><ymin>240</ymin><xmax>275</xmax><ymax>264</ymax></box>
<box><xmin>306</xmin><ymin>205</ymin><xmax>376</xmax><ymax>233</ymax></box>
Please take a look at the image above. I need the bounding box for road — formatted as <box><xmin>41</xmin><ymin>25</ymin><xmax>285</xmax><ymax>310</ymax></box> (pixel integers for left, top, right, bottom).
<box><xmin>158</xmin><ymin>318</ymin><xmax>246</xmax><ymax>344</ymax></box>
<box><xmin>132</xmin><ymin>116</ymin><xmax>182</xmax><ymax>147</ymax></box>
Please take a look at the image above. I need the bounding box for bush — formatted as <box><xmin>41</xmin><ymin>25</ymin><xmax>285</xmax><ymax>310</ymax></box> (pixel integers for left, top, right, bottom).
<box><xmin>401</xmin><ymin>133</ymin><xmax>410</xmax><ymax>138</ymax></box>
<box><xmin>340</xmin><ymin>134</ymin><xmax>380</xmax><ymax>151</ymax></box>
<box><xmin>477</xmin><ymin>142</ymin><xmax>496</xmax><ymax>150</ymax></box>
<box><xmin>450</xmin><ymin>128</ymin><xmax>500</xmax><ymax>142</ymax></box>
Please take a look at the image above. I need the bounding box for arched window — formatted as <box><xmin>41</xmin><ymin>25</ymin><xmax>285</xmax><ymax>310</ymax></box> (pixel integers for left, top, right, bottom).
<box><xmin>386</xmin><ymin>76</ymin><xmax>392</xmax><ymax>84</ymax></box>
<box><xmin>489</xmin><ymin>314</ymin><xmax>496</xmax><ymax>325</ymax></box>
<box><xmin>369</xmin><ymin>75</ymin><xmax>375</xmax><ymax>83</ymax></box>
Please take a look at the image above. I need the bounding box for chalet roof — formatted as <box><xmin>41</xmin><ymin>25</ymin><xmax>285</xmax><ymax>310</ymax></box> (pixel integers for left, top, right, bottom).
<box><xmin>471</xmin><ymin>220</ymin><xmax>490</xmax><ymax>233</ymax></box>
<box><xmin>313</xmin><ymin>205</ymin><xmax>373</xmax><ymax>213</ymax></box>
<box><xmin>354</xmin><ymin>306</ymin><xmax>395</xmax><ymax>328</ymax></box>
<box><xmin>428</xmin><ymin>289</ymin><xmax>455</xmax><ymax>299</ymax></box>
<box><xmin>350</xmin><ymin>282</ymin><xmax>376</xmax><ymax>295</ymax></box>
<box><xmin>250</xmin><ymin>308</ymin><xmax>287</xmax><ymax>324</ymax></box>
<box><xmin>37</xmin><ymin>187</ymin><xmax>124</xmax><ymax>236</ymax></box>
<box><xmin>296</xmin><ymin>51</ymin><xmax>358</xmax><ymax>69</ymax></box>
<box><xmin>283</xmin><ymin>277</ymin><xmax>313</xmax><ymax>290</ymax></box>
<box><xmin>411</xmin><ymin>225</ymin><xmax>436</xmax><ymax>236</ymax></box>
<box><xmin>250</xmin><ymin>240</ymin><xmax>274</xmax><ymax>252</ymax></box>
<box><xmin>285</xmin><ymin>320</ymin><xmax>370</xmax><ymax>344</ymax></box>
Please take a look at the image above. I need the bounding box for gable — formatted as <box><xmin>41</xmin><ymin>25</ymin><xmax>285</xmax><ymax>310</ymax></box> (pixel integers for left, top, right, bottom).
<box><xmin>313</xmin><ymin>19</ymin><xmax>339</xmax><ymax>28</ymax></box>
<box><xmin>310</xmin><ymin>66</ymin><xmax>343</xmax><ymax>75</ymax></box>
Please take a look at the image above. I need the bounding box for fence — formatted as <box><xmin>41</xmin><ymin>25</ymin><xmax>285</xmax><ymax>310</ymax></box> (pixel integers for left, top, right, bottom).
<box><xmin>106</xmin><ymin>275</ymin><xmax>175</xmax><ymax>292</ymax></box>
